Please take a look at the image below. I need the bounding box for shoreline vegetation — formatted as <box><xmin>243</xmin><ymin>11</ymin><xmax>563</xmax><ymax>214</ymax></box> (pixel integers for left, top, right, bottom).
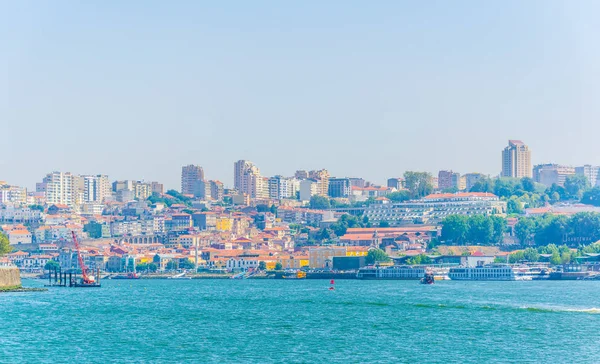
<box><xmin>0</xmin><ymin>285</ymin><xmax>47</xmax><ymax>293</ymax></box>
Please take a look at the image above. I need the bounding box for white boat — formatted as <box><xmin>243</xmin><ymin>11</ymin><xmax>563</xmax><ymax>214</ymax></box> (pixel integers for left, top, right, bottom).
<box><xmin>357</xmin><ymin>265</ymin><xmax>425</xmax><ymax>280</ymax></box>
<box><xmin>168</xmin><ymin>272</ymin><xmax>192</xmax><ymax>279</ymax></box>
<box><xmin>449</xmin><ymin>265</ymin><xmax>516</xmax><ymax>281</ymax></box>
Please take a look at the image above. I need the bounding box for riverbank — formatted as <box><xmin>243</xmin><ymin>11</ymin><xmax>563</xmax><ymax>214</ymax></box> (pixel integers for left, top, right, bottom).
<box><xmin>0</xmin><ymin>286</ymin><xmax>48</xmax><ymax>293</ymax></box>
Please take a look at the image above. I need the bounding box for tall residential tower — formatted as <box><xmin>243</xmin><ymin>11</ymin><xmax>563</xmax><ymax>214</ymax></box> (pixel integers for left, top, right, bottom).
<box><xmin>501</xmin><ymin>140</ymin><xmax>532</xmax><ymax>178</ymax></box>
<box><xmin>181</xmin><ymin>165</ymin><xmax>204</xmax><ymax>195</ymax></box>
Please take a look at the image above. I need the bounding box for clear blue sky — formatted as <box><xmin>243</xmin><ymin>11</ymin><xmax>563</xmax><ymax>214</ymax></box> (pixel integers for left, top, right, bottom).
<box><xmin>2</xmin><ymin>1</ymin><xmax>599</xmax><ymax>190</ymax></box>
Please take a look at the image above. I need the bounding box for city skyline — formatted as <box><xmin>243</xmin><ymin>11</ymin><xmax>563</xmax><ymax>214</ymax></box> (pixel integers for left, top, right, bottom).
<box><xmin>3</xmin><ymin>1</ymin><xmax>600</xmax><ymax>190</ymax></box>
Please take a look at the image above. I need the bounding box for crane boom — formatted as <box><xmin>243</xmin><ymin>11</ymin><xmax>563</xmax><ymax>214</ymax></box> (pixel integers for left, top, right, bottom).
<box><xmin>71</xmin><ymin>231</ymin><xmax>94</xmax><ymax>284</ymax></box>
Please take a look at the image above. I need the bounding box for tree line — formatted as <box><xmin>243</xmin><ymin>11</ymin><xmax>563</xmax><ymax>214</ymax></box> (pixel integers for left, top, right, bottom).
<box><xmin>440</xmin><ymin>215</ymin><xmax>506</xmax><ymax>245</ymax></box>
<box><xmin>440</xmin><ymin>212</ymin><xmax>600</xmax><ymax>248</ymax></box>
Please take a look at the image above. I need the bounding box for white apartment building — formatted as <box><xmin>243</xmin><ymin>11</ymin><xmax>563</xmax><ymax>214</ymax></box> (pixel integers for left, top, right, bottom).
<box><xmin>0</xmin><ymin>184</ymin><xmax>27</xmax><ymax>206</ymax></box>
<box><xmin>39</xmin><ymin>172</ymin><xmax>76</xmax><ymax>207</ymax></box>
<box><xmin>299</xmin><ymin>180</ymin><xmax>318</xmax><ymax>201</ymax></box>
<box><xmin>575</xmin><ymin>165</ymin><xmax>600</xmax><ymax>187</ymax></box>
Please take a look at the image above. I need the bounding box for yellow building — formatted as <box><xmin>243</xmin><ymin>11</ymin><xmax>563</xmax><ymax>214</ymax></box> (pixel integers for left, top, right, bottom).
<box><xmin>277</xmin><ymin>255</ymin><xmax>310</xmax><ymax>269</ymax></box>
<box><xmin>216</xmin><ymin>217</ymin><xmax>233</xmax><ymax>232</ymax></box>
<box><xmin>346</xmin><ymin>247</ymin><xmax>369</xmax><ymax>257</ymax></box>
<box><xmin>308</xmin><ymin>247</ymin><xmax>347</xmax><ymax>268</ymax></box>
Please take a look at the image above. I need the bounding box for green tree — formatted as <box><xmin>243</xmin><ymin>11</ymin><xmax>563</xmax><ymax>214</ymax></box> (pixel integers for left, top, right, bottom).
<box><xmin>309</xmin><ymin>195</ymin><xmax>331</xmax><ymax>210</ymax></box>
<box><xmin>153</xmin><ymin>254</ymin><xmax>161</xmax><ymax>264</ymax></box>
<box><xmin>403</xmin><ymin>171</ymin><xmax>433</xmax><ymax>199</ymax></box>
<box><xmin>147</xmin><ymin>263</ymin><xmax>158</xmax><ymax>273</ymax></box>
<box><xmin>534</xmin><ymin>215</ymin><xmax>570</xmax><ymax>246</ymax></box>
<box><xmin>521</xmin><ymin>177</ymin><xmax>536</xmax><ymax>193</ymax></box>
<box><xmin>490</xmin><ymin>215</ymin><xmax>506</xmax><ymax>244</ymax></box>
<box><xmin>379</xmin><ymin>220</ymin><xmax>390</xmax><ymax>228</ymax></box>
<box><xmin>470</xmin><ymin>177</ymin><xmax>495</xmax><ymax>193</ymax></box>
<box><xmin>406</xmin><ymin>254</ymin><xmax>432</xmax><ymax>265</ymax></box>
<box><xmin>515</xmin><ymin>218</ymin><xmax>535</xmax><ymax>245</ymax></box>
<box><xmin>29</xmin><ymin>204</ymin><xmax>44</xmax><ymax>211</ymax></box>
<box><xmin>522</xmin><ymin>247</ymin><xmax>540</xmax><ymax>262</ymax></box>
<box><xmin>180</xmin><ymin>259</ymin><xmax>195</xmax><ymax>270</ymax></box>
<box><xmin>386</xmin><ymin>190</ymin><xmax>411</xmax><ymax>202</ymax></box>
<box><xmin>166</xmin><ymin>260</ymin><xmax>178</xmax><ymax>270</ymax></box>
<box><xmin>507</xmin><ymin>196</ymin><xmax>524</xmax><ymax>214</ymax></box>
<box><xmin>550</xmin><ymin>251</ymin><xmax>562</xmax><ymax>265</ymax></box>
<box><xmin>258</xmin><ymin>261</ymin><xmax>267</xmax><ymax>270</ymax></box>
<box><xmin>564</xmin><ymin>175</ymin><xmax>589</xmax><ymax>199</ymax></box>
<box><xmin>274</xmin><ymin>262</ymin><xmax>283</xmax><ymax>270</ymax></box>
<box><xmin>546</xmin><ymin>184</ymin><xmax>567</xmax><ymax>202</ymax></box>
<box><xmin>365</xmin><ymin>249</ymin><xmax>391</xmax><ymax>265</ymax></box>
<box><xmin>0</xmin><ymin>233</ymin><xmax>11</xmax><ymax>256</ymax></box>
<box><xmin>317</xmin><ymin>228</ymin><xmax>336</xmax><ymax>241</ymax></box>
<box><xmin>441</xmin><ymin>215</ymin><xmax>470</xmax><ymax>244</ymax></box>
<box><xmin>468</xmin><ymin>215</ymin><xmax>494</xmax><ymax>244</ymax></box>
<box><xmin>44</xmin><ymin>260</ymin><xmax>60</xmax><ymax>271</ymax></box>
<box><xmin>494</xmin><ymin>178</ymin><xmax>523</xmax><ymax>198</ymax></box>
<box><xmin>330</xmin><ymin>214</ymin><xmax>364</xmax><ymax>236</ymax></box>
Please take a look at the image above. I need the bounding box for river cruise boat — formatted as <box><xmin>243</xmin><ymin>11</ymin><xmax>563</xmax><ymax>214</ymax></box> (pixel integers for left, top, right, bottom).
<box><xmin>357</xmin><ymin>265</ymin><xmax>425</xmax><ymax>280</ymax></box>
<box><xmin>449</xmin><ymin>264</ymin><xmax>521</xmax><ymax>281</ymax></box>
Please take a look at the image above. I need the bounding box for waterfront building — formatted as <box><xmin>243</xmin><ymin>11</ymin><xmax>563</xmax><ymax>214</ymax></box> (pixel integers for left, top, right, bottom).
<box><xmin>7</xmin><ymin>228</ymin><xmax>32</xmax><ymax>245</ymax></box>
<box><xmin>348</xmin><ymin>178</ymin><xmax>366</xmax><ymax>188</ymax></box>
<box><xmin>365</xmin><ymin>192</ymin><xmax>506</xmax><ymax>226</ymax></box>
<box><xmin>216</xmin><ymin>217</ymin><xmax>233</xmax><ymax>232</ymax></box>
<box><xmin>234</xmin><ymin>160</ymin><xmax>268</xmax><ymax>199</ymax></box>
<box><xmin>80</xmin><ymin>203</ymin><xmax>105</xmax><ymax>216</ymax></box>
<box><xmin>387</xmin><ymin>178</ymin><xmax>404</xmax><ymax>190</ymax></box>
<box><xmin>192</xmin><ymin>212</ymin><xmax>217</xmax><ymax>230</ymax></box>
<box><xmin>209</xmin><ymin>180</ymin><xmax>224</xmax><ymax>201</ymax></box>
<box><xmin>0</xmin><ymin>207</ymin><xmax>44</xmax><ymax>223</ymax></box>
<box><xmin>459</xmin><ymin>175</ymin><xmax>467</xmax><ymax>191</ymax></box>
<box><xmin>328</xmin><ymin>178</ymin><xmax>351</xmax><ymax>198</ymax></box>
<box><xmin>575</xmin><ymin>165</ymin><xmax>600</xmax><ymax>187</ymax></box>
<box><xmin>299</xmin><ymin>180</ymin><xmax>318</xmax><ymax>201</ymax></box>
<box><xmin>309</xmin><ymin>169</ymin><xmax>330</xmax><ymax>197</ymax></box>
<box><xmin>350</xmin><ymin>186</ymin><xmax>391</xmax><ymax>201</ymax></box>
<box><xmin>438</xmin><ymin>170</ymin><xmax>461</xmax><ymax>190</ymax></box>
<box><xmin>76</xmin><ymin>175</ymin><xmax>111</xmax><ymax>204</ymax></box>
<box><xmin>294</xmin><ymin>170</ymin><xmax>309</xmax><ymax>179</ymax></box>
<box><xmin>308</xmin><ymin>247</ymin><xmax>347</xmax><ymax>269</ymax></box>
<box><xmin>533</xmin><ymin>164</ymin><xmax>575</xmax><ymax>187</ymax></box>
<box><xmin>133</xmin><ymin>181</ymin><xmax>153</xmax><ymax>200</ymax></box>
<box><xmin>39</xmin><ymin>172</ymin><xmax>76</xmax><ymax>207</ymax></box>
<box><xmin>181</xmin><ymin>165</ymin><xmax>205</xmax><ymax>195</ymax></box>
<box><xmin>193</xmin><ymin>180</ymin><xmax>212</xmax><ymax>199</ymax></box>
<box><xmin>165</xmin><ymin>213</ymin><xmax>192</xmax><ymax>232</ymax></box>
<box><xmin>501</xmin><ymin>140</ymin><xmax>532</xmax><ymax>178</ymax></box>
<box><xmin>112</xmin><ymin>180</ymin><xmax>133</xmax><ymax>192</ymax></box>
<box><xmin>0</xmin><ymin>183</ymin><xmax>27</xmax><ymax>206</ymax></box>
<box><xmin>464</xmin><ymin>173</ymin><xmax>486</xmax><ymax>192</ymax></box>
<box><xmin>151</xmin><ymin>182</ymin><xmax>164</xmax><ymax>195</ymax></box>
<box><xmin>268</xmin><ymin>176</ymin><xmax>298</xmax><ymax>200</ymax></box>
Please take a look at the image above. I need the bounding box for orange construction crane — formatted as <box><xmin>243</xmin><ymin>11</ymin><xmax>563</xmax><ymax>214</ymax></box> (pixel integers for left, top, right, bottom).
<box><xmin>71</xmin><ymin>231</ymin><xmax>95</xmax><ymax>284</ymax></box>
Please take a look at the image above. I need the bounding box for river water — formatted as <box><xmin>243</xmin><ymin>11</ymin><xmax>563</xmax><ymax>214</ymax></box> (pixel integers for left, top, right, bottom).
<box><xmin>1</xmin><ymin>279</ymin><xmax>599</xmax><ymax>363</ymax></box>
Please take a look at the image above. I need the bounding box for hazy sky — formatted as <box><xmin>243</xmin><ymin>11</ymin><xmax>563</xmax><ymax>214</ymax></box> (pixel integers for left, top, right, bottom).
<box><xmin>2</xmin><ymin>1</ymin><xmax>599</xmax><ymax>190</ymax></box>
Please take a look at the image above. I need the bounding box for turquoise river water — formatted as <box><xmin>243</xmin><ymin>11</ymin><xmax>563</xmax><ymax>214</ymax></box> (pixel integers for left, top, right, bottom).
<box><xmin>2</xmin><ymin>279</ymin><xmax>600</xmax><ymax>363</ymax></box>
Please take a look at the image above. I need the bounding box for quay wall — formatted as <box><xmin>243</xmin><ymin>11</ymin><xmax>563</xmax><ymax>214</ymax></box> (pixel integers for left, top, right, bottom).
<box><xmin>0</xmin><ymin>267</ymin><xmax>22</xmax><ymax>289</ymax></box>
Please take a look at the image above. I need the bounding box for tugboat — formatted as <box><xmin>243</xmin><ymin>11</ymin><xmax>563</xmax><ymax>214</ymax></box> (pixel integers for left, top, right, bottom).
<box><xmin>420</xmin><ymin>271</ymin><xmax>435</xmax><ymax>285</ymax></box>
